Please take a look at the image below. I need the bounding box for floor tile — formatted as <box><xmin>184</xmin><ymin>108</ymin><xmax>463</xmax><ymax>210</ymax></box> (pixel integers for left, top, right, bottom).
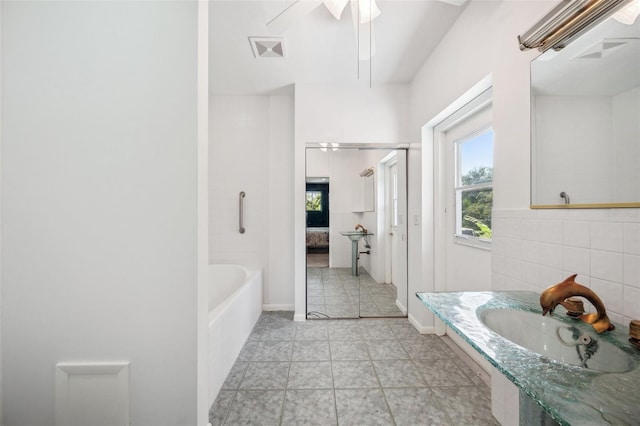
<box><xmin>365</xmin><ymin>340</ymin><xmax>410</xmax><ymax>360</ymax></box>
<box><xmin>287</xmin><ymin>361</ymin><xmax>333</xmax><ymax>389</ymax></box>
<box><xmin>281</xmin><ymin>390</ymin><xmax>337</xmax><ymax>426</ymax></box>
<box><xmin>208</xmin><ymin>390</ymin><xmax>235</xmax><ymax>426</ymax></box>
<box><xmin>332</xmin><ymin>361</ymin><xmax>379</xmax><ymax>388</ymax></box>
<box><xmin>372</xmin><ymin>360</ymin><xmax>425</xmax><ymax>388</ymax></box>
<box><xmin>307</xmin><ymin>296</ymin><xmax>325</xmax><ymax>305</ymax></box>
<box><xmin>384</xmin><ymin>387</ymin><xmax>451</xmax><ymax>426</ymax></box>
<box><xmin>237</xmin><ymin>341</ymin><xmax>258</xmax><ymax>361</ymax></box>
<box><xmin>252</xmin><ymin>341</ymin><xmax>293</xmax><ymax>362</ymax></box>
<box><xmin>335</xmin><ymin>389</ymin><xmax>394</xmax><ymax>426</ymax></box>
<box><xmin>295</xmin><ymin>323</ymin><xmax>328</xmax><ymax>340</ymax></box>
<box><xmin>210</xmin><ymin>311</ymin><xmax>496</xmax><ymax>426</ymax></box>
<box><xmin>330</xmin><ymin>340</ymin><xmax>369</xmax><ymax>360</ymax></box>
<box><xmin>432</xmin><ymin>386</ymin><xmax>499</xmax><ymax>425</ymax></box>
<box><xmin>247</xmin><ymin>326</ymin><xmax>266</xmax><ymax>341</ymax></box>
<box><xmin>221</xmin><ymin>361</ymin><xmax>248</xmax><ymax>390</ymax></box>
<box><xmin>239</xmin><ymin>362</ymin><xmax>289</xmax><ymax>390</ymax></box>
<box><xmin>292</xmin><ymin>340</ymin><xmax>331</xmax><ymax>361</ymax></box>
<box><xmin>359</xmin><ymin>323</ymin><xmax>396</xmax><ymax>339</ymax></box>
<box><xmin>307</xmin><ymin>304</ymin><xmax>327</xmax><ymax>316</ymax></box>
<box><xmin>260</xmin><ymin>323</ymin><xmax>296</xmax><ymax>341</ymax></box>
<box><xmin>414</xmin><ymin>358</ymin><xmax>474</xmax><ymax>386</ymax></box>
<box><xmin>224</xmin><ymin>390</ymin><xmax>284</xmax><ymax>425</ymax></box>
<box><xmin>399</xmin><ymin>338</ymin><xmax>454</xmax><ymax>361</ymax></box>
<box><xmin>328</xmin><ymin>324</ymin><xmax>362</xmax><ymax>340</ymax></box>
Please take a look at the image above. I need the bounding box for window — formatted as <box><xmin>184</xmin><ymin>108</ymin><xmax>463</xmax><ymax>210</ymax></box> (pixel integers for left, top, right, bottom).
<box><xmin>306</xmin><ymin>183</ymin><xmax>329</xmax><ymax>227</ymax></box>
<box><xmin>455</xmin><ymin>128</ymin><xmax>493</xmax><ymax>241</ymax></box>
<box><xmin>306</xmin><ymin>191</ymin><xmax>322</xmax><ymax>211</ymax></box>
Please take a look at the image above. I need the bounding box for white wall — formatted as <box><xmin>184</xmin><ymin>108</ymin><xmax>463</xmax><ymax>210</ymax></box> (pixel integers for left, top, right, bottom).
<box><xmin>295</xmin><ymin>84</ymin><xmax>410</xmax><ymax>144</ymax></box>
<box><xmin>294</xmin><ymin>84</ymin><xmax>410</xmax><ymax>319</ymax></box>
<box><xmin>533</xmin><ymin>96</ymin><xmax>614</xmax><ymax>204</ymax></box>
<box><xmin>268</xmin><ymin>96</ymin><xmax>296</xmax><ymax>308</ymax></box>
<box><xmin>1</xmin><ymin>2</ymin><xmax>199</xmax><ymax>425</ymax></box>
<box><xmin>533</xmin><ymin>87</ymin><xmax>640</xmax><ymax>205</ymax></box>
<box><xmin>410</xmin><ymin>0</ymin><xmax>640</xmax><ymax>333</ymax></box>
<box><xmin>0</xmin><ymin>1</ymin><xmax>3</xmax><ymax>418</ymax></box>
<box><xmin>409</xmin><ymin>0</ymin><xmax>550</xmax><ymax>328</ymax></box>
<box><xmin>196</xmin><ymin>2</ymin><xmax>210</xmax><ymax>424</ymax></box>
<box><xmin>613</xmin><ymin>86</ymin><xmax>640</xmax><ymax>202</ymax></box>
<box><xmin>210</xmin><ymin>95</ymin><xmax>295</xmax><ymax>309</ymax></box>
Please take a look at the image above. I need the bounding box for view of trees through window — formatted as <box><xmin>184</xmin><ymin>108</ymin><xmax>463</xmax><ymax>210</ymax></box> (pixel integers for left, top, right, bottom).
<box><xmin>457</xmin><ymin>129</ymin><xmax>493</xmax><ymax>240</ymax></box>
<box><xmin>461</xmin><ymin>167</ymin><xmax>493</xmax><ymax>239</ymax></box>
<box><xmin>306</xmin><ymin>191</ymin><xmax>322</xmax><ymax>211</ymax></box>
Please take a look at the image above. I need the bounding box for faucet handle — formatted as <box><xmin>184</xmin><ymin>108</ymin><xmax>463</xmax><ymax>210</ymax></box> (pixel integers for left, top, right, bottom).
<box><xmin>561</xmin><ymin>297</ymin><xmax>585</xmax><ymax>317</ymax></box>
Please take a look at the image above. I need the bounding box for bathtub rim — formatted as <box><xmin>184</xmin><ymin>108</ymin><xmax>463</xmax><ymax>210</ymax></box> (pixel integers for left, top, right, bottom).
<box><xmin>208</xmin><ymin>264</ymin><xmax>261</xmax><ymax>324</ymax></box>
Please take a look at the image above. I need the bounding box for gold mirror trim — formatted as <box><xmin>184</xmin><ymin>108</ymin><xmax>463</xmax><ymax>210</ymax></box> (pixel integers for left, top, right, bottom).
<box><xmin>531</xmin><ymin>202</ymin><xmax>640</xmax><ymax>209</ymax></box>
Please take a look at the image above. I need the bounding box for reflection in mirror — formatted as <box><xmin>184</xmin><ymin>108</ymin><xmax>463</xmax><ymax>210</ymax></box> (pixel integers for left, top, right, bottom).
<box><xmin>531</xmin><ymin>16</ymin><xmax>640</xmax><ymax>207</ymax></box>
<box><xmin>305</xmin><ymin>147</ymin><xmax>408</xmax><ymax>319</ymax></box>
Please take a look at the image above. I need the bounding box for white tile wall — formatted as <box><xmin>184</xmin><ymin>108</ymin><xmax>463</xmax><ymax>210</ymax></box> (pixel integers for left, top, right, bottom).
<box><xmin>209</xmin><ymin>96</ymin><xmax>270</xmax><ymax>272</ymax></box>
<box><xmin>492</xmin><ymin>208</ymin><xmax>640</xmax><ymax>325</ymax></box>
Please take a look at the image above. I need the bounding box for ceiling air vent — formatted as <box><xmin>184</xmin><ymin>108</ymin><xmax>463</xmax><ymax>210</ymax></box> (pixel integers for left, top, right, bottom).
<box><xmin>572</xmin><ymin>38</ymin><xmax>631</xmax><ymax>60</ymax></box>
<box><xmin>249</xmin><ymin>37</ymin><xmax>286</xmax><ymax>58</ymax></box>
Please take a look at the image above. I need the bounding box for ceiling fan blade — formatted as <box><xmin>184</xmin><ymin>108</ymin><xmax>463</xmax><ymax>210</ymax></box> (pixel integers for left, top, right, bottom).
<box><xmin>267</xmin><ymin>0</ymin><xmax>324</xmax><ymax>34</ymax></box>
<box><xmin>435</xmin><ymin>0</ymin><xmax>467</xmax><ymax>6</ymax></box>
<box><xmin>324</xmin><ymin>0</ymin><xmax>349</xmax><ymax>20</ymax></box>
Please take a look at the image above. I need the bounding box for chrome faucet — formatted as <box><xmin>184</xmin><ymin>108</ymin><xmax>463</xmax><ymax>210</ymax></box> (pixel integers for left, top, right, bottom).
<box><xmin>540</xmin><ymin>274</ymin><xmax>615</xmax><ymax>333</ymax></box>
<box><xmin>355</xmin><ymin>224</ymin><xmax>367</xmax><ymax>233</ymax></box>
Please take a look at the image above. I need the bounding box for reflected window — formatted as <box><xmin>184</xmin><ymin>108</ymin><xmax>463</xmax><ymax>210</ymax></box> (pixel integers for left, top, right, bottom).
<box><xmin>306</xmin><ymin>191</ymin><xmax>322</xmax><ymax>211</ymax></box>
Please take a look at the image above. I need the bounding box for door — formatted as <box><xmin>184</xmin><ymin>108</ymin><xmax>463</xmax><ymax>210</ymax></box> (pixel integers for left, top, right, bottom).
<box><xmin>387</xmin><ymin>160</ymin><xmax>399</xmax><ymax>285</ymax></box>
<box><xmin>369</xmin><ymin>149</ymin><xmax>407</xmax><ymax>317</ymax></box>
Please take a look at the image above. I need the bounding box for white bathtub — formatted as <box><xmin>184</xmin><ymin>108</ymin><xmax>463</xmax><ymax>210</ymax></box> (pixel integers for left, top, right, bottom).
<box><xmin>208</xmin><ymin>264</ymin><xmax>262</xmax><ymax>405</ymax></box>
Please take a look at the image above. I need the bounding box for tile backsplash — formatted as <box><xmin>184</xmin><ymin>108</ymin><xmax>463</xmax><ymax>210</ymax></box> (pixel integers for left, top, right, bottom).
<box><xmin>492</xmin><ymin>208</ymin><xmax>640</xmax><ymax>326</ymax></box>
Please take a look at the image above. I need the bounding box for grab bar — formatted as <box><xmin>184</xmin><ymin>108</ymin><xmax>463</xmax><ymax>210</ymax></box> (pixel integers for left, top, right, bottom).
<box><xmin>239</xmin><ymin>191</ymin><xmax>246</xmax><ymax>234</ymax></box>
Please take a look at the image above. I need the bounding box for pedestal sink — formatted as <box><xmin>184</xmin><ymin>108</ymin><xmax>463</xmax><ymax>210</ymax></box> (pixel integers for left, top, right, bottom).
<box><xmin>339</xmin><ymin>231</ymin><xmax>373</xmax><ymax>276</ymax></box>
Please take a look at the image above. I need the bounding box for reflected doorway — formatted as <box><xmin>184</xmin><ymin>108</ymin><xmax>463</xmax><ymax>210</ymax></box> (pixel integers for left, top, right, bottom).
<box><xmin>305</xmin><ymin>146</ymin><xmax>408</xmax><ymax>320</ymax></box>
<box><xmin>306</xmin><ymin>181</ymin><xmax>330</xmax><ymax>268</ymax></box>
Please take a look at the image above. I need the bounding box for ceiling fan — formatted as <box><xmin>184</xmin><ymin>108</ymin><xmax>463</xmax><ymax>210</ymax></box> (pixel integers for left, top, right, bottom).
<box><xmin>266</xmin><ymin>0</ymin><xmax>467</xmax><ymax>60</ymax></box>
<box><xmin>267</xmin><ymin>0</ymin><xmax>381</xmax><ymax>60</ymax></box>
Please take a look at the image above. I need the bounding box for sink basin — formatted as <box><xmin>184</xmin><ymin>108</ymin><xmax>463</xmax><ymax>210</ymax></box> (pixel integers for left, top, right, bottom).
<box><xmin>479</xmin><ymin>308</ymin><xmax>636</xmax><ymax>373</ymax></box>
<box><xmin>340</xmin><ymin>231</ymin><xmax>373</xmax><ymax>241</ymax></box>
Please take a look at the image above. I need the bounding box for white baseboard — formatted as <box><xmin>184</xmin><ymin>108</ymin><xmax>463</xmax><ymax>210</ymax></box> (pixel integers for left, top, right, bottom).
<box><xmin>293</xmin><ymin>312</ymin><xmax>306</xmax><ymax>322</ymax></box>
<box><xmin>407</xmin><ymin>313</ymin><xmax>436</xmax><ymax>334</ymax></box>
<box><xmin>395</xmin><ymin>299</ymin><xmax>408</xmax><ymax>315</ymax></box>
<box><xmin>262</xmin><ymin>304</ymin><xmax>295</xmax><ymax>311</ymax></box>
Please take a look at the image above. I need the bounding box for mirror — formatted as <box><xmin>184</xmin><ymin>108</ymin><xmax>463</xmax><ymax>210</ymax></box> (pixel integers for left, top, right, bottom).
<box><xmin>531</xmin><ymin>16</ymin><xmax>640</xmax><ymax>208</ymax></box>
<box><xmin>305</xmin><ymin>147</ymin><xmax>408</xmax><ymax>319</ymax></box>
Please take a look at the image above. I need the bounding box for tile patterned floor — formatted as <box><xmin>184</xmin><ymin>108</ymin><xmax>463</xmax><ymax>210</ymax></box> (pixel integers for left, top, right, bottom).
<box><xmin>210</xmin><ymin>312</ymin><xmax>499</xmax><ymax>426</ymax></box>
<box><xmin>307</xmin><ymin>267</ymin><xmax>404</xmax><ymax>319</ymax></box>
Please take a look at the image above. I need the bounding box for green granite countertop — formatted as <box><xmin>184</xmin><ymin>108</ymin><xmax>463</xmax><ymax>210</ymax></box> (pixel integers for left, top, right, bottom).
<box><xmin>416</xmin><ymin>291</ymin><xmax>640</xmax><ymax>426</ymax></box>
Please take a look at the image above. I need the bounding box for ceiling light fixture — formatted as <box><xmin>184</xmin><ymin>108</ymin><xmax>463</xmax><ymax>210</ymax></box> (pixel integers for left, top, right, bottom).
<box><xmin>613</xmin><ymin>0</ymin><xmax>640</xmax><ymax>23</ymax></box>
<box><xmin>518</xmin><ymin>0</ymin><xmax>633</xmax><ymax>52</ymax></box>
